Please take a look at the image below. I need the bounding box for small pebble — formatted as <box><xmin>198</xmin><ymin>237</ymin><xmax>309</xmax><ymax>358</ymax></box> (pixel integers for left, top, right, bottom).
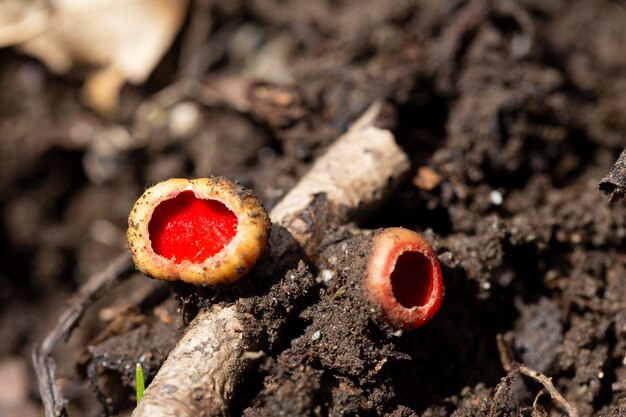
<box><xmin>439</xmin><ymin>252</ymin><xmax>453</xmax><ymax>263</ymax></box>
<box><xmin>570</xmin><ymin>233</ymin><xmax>582</xmax><ymax>244</ymax></box>
<box><xmin>320</xmin><ymin>269</ymin><xmax>334</xmax><ymax>285</ymax></box>
<box><xmin>525</xmin><ymin>234</ymin><xmax>536</xmax><ymax>242</ymax></box>
<box><xmin>311</xmin><ymin>330</ymin><xmax>321</xmax><ymax>341</ymax></box>
<box><xmin>490</xmin><ymin>190</ymin><xmax>503</xmax><ymax>205</ymax></box>
<box><xmin>169</xmin><ymin>102</ymin><xmax>201</xmax><ymax>138</ymax></box>
<box><xmin>412</xmin><ymin>166</ymin><xmax>442</xmax><ymax>191</ymax></box>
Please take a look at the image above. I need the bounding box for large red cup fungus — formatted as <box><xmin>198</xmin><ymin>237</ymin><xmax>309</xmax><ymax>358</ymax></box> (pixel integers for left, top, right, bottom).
<box><xmin>365</xmin><ymin>227</ymin><xmax>444</xmax><ymax>330</ymax></box>
<box><xmin>127</xmin><ymin>177</ymin><xmax>271</xmax><ymax>286</ymax></box>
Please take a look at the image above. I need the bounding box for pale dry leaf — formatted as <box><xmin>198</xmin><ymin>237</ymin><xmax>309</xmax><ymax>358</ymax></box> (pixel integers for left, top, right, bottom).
<box><xmin>0</xmin><ymin>0</ymin><xmax>50</xmax><ymax>47</ymax></box>
<box><xmin>0</xmin><ymin>0</ymin><xmax>190</xmax><ymax>114</ymax></box>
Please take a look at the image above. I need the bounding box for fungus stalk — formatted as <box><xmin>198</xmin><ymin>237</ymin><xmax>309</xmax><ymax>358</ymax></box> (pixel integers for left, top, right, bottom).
<box><xmin>133</xmin><ymin>103</ymin><xmax>412</xmax><ymax>417</ymax></box>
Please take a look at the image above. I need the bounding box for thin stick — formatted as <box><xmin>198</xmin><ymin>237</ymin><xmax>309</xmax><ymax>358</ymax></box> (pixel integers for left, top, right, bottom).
<box><xmin>33</xmin><ymin>252</ymin><xmax>134</xmax><ymax>417</ymax></box>
<box><xmin>133</xmin><ymin>103</ymin><xmax>410</xmax><ymax>417</ymax></box>
<box><xmin>495</xmin><ymin>333</ymin><xmax>578</xmax><ymax>417</ymax></box>
<box><xmin>495</xmin><ymin>333</ymin><xmax>513</xmax><ymax>372</ymax></box>
<box><xmin>176</xmin><ymin>0</ymin><xmax>212</xmax><ymax>80</ymax></box>
<box><xmin>518</xmin><ymin>365</ymin><xmax>578</xmax><ymax>417</ymax></box>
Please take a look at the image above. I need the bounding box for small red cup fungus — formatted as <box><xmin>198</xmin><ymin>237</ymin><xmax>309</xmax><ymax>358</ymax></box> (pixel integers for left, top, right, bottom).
<box><xmin>365</xmin><ymin>227</ymin><xmax>444</xmax><ymax>330</ymax></box>
<box><xmin>127</xmin><ymin>177</ymin><xmax>270</xmax><ymax>286</ymax></box>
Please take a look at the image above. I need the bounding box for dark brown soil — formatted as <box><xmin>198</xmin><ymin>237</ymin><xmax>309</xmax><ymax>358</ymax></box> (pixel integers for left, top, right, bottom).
<box><xmin>1</xmin><ymin>0</ymin><xmax>626</xmax><ymax>416</ymax></box>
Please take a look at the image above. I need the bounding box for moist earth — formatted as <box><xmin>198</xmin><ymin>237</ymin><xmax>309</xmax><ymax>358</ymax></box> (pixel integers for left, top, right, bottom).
<box><xmin>1</xmin><ymin>0</ymin><xmax>625</xmax><ymax>416</ymax></box>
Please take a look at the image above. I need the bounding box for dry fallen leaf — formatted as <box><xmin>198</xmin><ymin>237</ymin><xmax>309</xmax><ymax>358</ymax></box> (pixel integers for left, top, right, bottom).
<box><xmin>0</xmin><ymin>0</ymin><xmax>189</xmax><ymax>114</ymax></box>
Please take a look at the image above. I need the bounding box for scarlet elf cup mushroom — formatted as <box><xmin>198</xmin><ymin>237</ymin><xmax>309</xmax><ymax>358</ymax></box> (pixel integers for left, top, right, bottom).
<box><xmin>365</xmin><ymin>227</ymin><xmax>444</xmax><ymax>330</ymax></box>
<box><xmin>127</xmin><ymin>177</ymin><xmax>271</xmax><ymax>286</ymax></box>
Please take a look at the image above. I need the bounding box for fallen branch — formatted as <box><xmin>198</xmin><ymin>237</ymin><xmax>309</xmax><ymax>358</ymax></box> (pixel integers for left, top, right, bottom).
<box><xmin>133</xmin><ymin>102</ymin><xmax>410</xmax><ymax>416</ymax></box>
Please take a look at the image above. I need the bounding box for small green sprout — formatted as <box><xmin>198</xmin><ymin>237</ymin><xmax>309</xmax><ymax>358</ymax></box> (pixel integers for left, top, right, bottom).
<box><xmin>333</xmin><ymin>286</ymin><xmax>346</xmax><ymax>299</ymax></box>
<box><xmin>135</xmin><ymin>362</ymin><xmax>145</xmax><ymax>405</ymax></box>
